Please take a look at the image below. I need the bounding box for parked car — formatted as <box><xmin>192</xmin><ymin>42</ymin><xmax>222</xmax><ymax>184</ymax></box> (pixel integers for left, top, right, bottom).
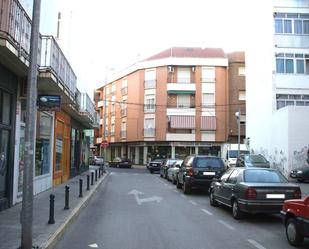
<box><xmin>147</xmin><ymin>158</ymin><xmax>165</xmax><ymax>174</ymax></box>
<box><xmin>290</xmin><ymin>166</ymin><xmax>309</xmax><ymax>182</ymax></box>
<box><xmin>167</xmin><ymin>160</ymin><xmax>183</xmax><ymax>184</ymax></box>
<box><xmin>109</xmin><ymin>157</ymin><xmax>132</xmax><ymax>168</ymax></box>
<box><xmin>160</xmin><ymin>159</ymin><xmax>180</xmax><ymax>179</ymax></box>
<box><xmin>89</xmin><ymin>156</ymin><xmax>104</xmax><ymax>166</ymax></box>
<box><xmin>176</xmin><ymin>155</ymin><xmax>226</xmax><ymax>194</ymax></box>
<box><xmin>236</xmin><ymin>154</ymin><xmax>270</xmax><ymax>168</ymax></box>
<box><xmin>209</xmin><ymin>167</ymin><xmax>301</xmax><ymax>219</ymax></box>
<box><xmin>281</xmin><ymin>195</ymin><xmax>309</xmax><ymax>247</ymax></box>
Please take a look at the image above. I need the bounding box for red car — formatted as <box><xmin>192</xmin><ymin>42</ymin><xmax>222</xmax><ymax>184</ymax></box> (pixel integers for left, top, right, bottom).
<box><xmin>281</xmin><ymin>195</ymin><xmax>309</xmax><ymax>247</ymax></box>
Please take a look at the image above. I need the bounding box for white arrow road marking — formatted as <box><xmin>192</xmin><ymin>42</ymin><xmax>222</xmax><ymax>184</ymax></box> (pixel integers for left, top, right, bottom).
<box><xmin>128</xmin><ymin>189</ymin><xmax>162</xmax><ymax>205</ymax></box>
<box><xmin>88</xmin><ymin>243</ymin><xmax>98</xmax><ymax>248</ymax></box>
<box><xmin>201</xmin><ymin>209</ymin><xmax>213</xmax><ymax>215</ymax></box>
<box><xmin>218</xmin><ymin>220</ymin><xmax>235</xmax><ymax>230</ymax></box>
<box><xmin>247</xmin><ymin>239</ymin><xmax>267</xmax><ymax>249</ymax></box>
<box><xmin>189</xmin><ymin>200</ymin><xmax>197</xmax><ymax>206</ymax></box>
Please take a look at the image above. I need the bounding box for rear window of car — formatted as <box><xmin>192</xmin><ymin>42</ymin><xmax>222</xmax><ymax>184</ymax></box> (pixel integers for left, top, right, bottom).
<box><xmin>195</xmin><ymin>158</ymin><xmax>225</xmax><ymax>168</ymax></box>
<box><xmin>245</xmin><ymin>155</ymin><xmax>267</xmax><ymax>163</ymax></box>
<box><xmin>244</xmin><ymin>169</ymin><xmax>288</xmax><ymax>183</ymax></box>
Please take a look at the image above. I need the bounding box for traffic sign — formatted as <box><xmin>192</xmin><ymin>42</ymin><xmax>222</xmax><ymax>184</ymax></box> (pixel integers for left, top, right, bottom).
<box><xmin>101</xmin><ymin>140</ymin><xmax>109</xmax><ymax>148</ymax></box>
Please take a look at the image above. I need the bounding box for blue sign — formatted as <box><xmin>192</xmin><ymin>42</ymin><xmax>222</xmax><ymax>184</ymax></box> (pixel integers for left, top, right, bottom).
<box><xmin>37</xmin><ymin>95</ymin><xmax>61</xmax><ymax>111</ymax></box>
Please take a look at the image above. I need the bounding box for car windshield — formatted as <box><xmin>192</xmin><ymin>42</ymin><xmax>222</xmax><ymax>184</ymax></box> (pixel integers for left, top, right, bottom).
<box><xmin>195</xmin><ymin>158</ymin><xmax>225</xmax><ymax>168</ymax></box>
<box><xmin>244</xmin><ymin>169</ymin><xmax>288</xmax><ymax>183</ymax></box>
<box><xmin>245</xmin><ymin>155</ymin><xmax>267</xmax><ymax>163</ymax></box>
<box><xmin>229</xmin><ymin>150</ymin><xmax>250</xmax><ymax>158</ymax></box>
<box><xmin>153</xmin><ymin>159</ymin><xmax>164</xmax><ymax>162</ymax></box>
<box><xmin>166</xmin><ymin>160</ymin><xmax>177</xmax><ymax>165</ymax></box>
<box><xmin>95</xmin><ymin>156</ymin><xmax>104</xmax><ymax>159</ymax></box>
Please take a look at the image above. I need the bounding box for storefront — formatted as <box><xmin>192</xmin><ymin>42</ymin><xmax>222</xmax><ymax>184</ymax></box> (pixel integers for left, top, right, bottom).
<box><xmin>0</xmin><ymin>65</ymin><xmax>17</xmax><ymax>211</ymax></box>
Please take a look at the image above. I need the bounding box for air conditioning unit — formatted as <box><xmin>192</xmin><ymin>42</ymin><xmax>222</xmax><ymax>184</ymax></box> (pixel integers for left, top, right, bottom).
<box><xmin>192</xmin><ymin>66</ymin><xmax>196</xmax><ymax>72</ymax></box>
<box><xmin>168</xmin><ymin>66</ymin><xmax>174</xmax><ymax>73</ymax></box>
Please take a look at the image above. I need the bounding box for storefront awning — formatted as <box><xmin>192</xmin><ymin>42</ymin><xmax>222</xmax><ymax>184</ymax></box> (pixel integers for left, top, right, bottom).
<box><xmin>201</xmin><ymin>116</ymin><xmax>216</xmax><ymax>130</ymax></box>
<box><xmin>170</xmin><ymin>115</ymin><xmax>195</xmax><ymax>129</ymax></box>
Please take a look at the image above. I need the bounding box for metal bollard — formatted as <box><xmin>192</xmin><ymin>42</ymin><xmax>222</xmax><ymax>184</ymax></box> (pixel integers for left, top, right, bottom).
<box><xmin>79</xmin><ymin>179</ymin><xmax>83</xmax><ymax>198</ymax></box>
<box><xmin>64</xmin><ymin>186</ymin><xmax>70</xmax><ymax>210</ymax></box>
<box><xmin>98</xmin><ymin>168</ymin><xmax>101</xmax><ymax>178</ymax></box>
<box><xmin>91</xmin><ymin>172</ymin><xmax>94</xmax><ymax>185</ymax></box>
<box><xmin>87</xmin><ymin>175</ymin><xmax>90</xmax><ymax>190</ymax></box>
<box><xmin>48</xmin><ymin>194</ymin><xmax>55</xmax><ymax>224</ymax></box>
<box><xmin>95</xmin><ymin>169</ymin><xmax>98</xmax><ymax>182</ymax></box>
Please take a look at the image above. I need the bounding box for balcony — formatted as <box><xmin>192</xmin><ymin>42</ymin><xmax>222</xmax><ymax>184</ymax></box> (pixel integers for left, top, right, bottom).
<box><xmin>144</xmin><ymin>128</ymin><xmax>155</xmax><ymax>137</ymax></box>
<box><xmin>167</xmin><ymin>77</ymin><xmax>195</xmax><ymax>84</ymax></box>
<box><xmin>0</xmin><ymin>0</ymin><xmax>41</xmax><ymax>75</ymax></box>
<box><xmin>167</xmin><ymin>83</ymin><xmax>196</xmax><ymax>94</ymax></box>
<box><xmin>121</xmin><ymin>87</ymin><xmax>128</xmax><ymax>95</ymax></box>
<box><xmin>120</xmin><ymin>130</ymin><xmax>127</xmax><ymax>138</ymax></box>
<box><xmin>144</xmin><ymin>105</ymin><xmax>155</xmax><ymax>113</ymax></box>
<box><xmin>97</xmin><ymin>100</ymin><xmax>104</xmax><ymax>108</ymax></box>
<box><xmin>38</xmin><ymin>35</ymin><xmax>76</xmax><ymax>105</ymax></box>
<box><xmin>144</xmin><ymin>80</ymin><xmax>156</xmax><ymax>89</ymax></box>
<box><xmin>166</xmin><ymin>133</ymin><xmax>195</xmax><ymax>141</ymax></box>
<box><xmin>121</xmin><ymin>108</ymin><xmax>127</xmax><ymax>116</ymax></box>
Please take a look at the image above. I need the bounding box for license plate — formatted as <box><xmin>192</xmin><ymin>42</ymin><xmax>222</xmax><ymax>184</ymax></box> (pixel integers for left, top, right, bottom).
<box><xmin>203</xmin><ymin>172</ymin><xmax>216</xmax><ymax>176</ymax></box>
<box><xmin>266</xmin><ymin>194</ymin><xmax>285</xmax><ymax>199</ymax></box>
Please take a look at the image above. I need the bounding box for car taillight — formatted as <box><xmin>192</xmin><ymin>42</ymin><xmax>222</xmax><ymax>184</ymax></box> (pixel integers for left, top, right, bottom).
<box><xmin>187</xmin><ymin>167</ymin><xmax>194</xmax><ymax>176</ymax></box>
<box><xmin>293</xmin><ymin>189</ymin><xmax>301</xmax><ymax>199</ymax></box>
<box><xmin>245</xmin><ymin>187</ymin><xmax>257</xmax><ymax>200</ymax></box>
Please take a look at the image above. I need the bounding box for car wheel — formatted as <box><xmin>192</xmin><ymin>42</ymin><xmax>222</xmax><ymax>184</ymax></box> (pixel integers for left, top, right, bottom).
<box><xmin>183</xmin><ymin>181</ymin><xmax>191</xmax><ymax>194</ymax></box>
<box><xmin>286</xmin><ymin>218</ymin><xmax>304</xmax><ymax>246</ymax></box>
<box><xmin>117</xmin><ymin>163</ymin><xmax>120</xmax><ymax>168</ymax></box>
<box><xmin>160</xmin><ymin>172</ymin><xmax>163</xmax><ymax>178</ymax></box>
<box><xmin>232</xmin><ymin>200</ymin><xmax>243</xmax><ymax>219</ymax></box>
<box><xmin>150</xmin><ymin>170</ymin><xmax>153</xmax><ymax>174</ymax></box>
<box><xmin>172</xmin><ymin>176</ymin><xmax>176</xmax><ymax>185</ymax></box>
<box><xmin>209</xmin><ymin>190</ymin><xmax>218</xmax><ymax>207</ymax></box>
<box><xmin>176</xmin><ymin>178</ymin><xmax>182</xmax><ymax>189</ymax></box>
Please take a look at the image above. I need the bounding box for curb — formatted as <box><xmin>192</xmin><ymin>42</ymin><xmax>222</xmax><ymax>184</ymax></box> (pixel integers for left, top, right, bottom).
<box><xmin>40</xmin><ymin>172</ymin><xmax>109</xmax><ymax>249</ymax></box>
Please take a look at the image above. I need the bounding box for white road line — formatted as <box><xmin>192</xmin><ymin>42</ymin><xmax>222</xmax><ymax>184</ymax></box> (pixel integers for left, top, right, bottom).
<box><xmin>180</xmin><ymin>194</ymin><xmax>187</xmax><ymax>198</ymax></box>
<box><xmin>189</xmin><ymin>200</ymin><xmax>197</xmax><ymax>206</ymax></box>
<box><xmin>248</xmin><ymin>239</ymin><xmax>267</xmax><ymax>249</ymax></box>
<box><xmin>201</xmin><ymin>209</ymin><xmax>213</xmax><ymax>215</ymax></box>
<box><xmin>218</xmin><ymin>220</ymin><xmax>235</xmax><ymax>230</ymax></box>
<box><xmin>164</xmin><ymin>183</ymin><xmax>168</xmax><ymax>186</ymax></box>
<box><xmin>173</xmin><ymin>190</ymin><xmax>178</xmax><ymax>193</ymax></box>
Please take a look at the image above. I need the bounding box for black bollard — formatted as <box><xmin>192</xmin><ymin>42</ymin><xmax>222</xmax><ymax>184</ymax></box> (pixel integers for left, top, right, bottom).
<box><xmin>95</xmin><ymin>169</ymin><xmax>98</xmax><ymax>182</ymax></box>
<box><xmin>48</xmin><ymin>194</ymin><xmax>55</xmax><ymax>224</ymax></box>
<box><xmin>64</xmin><ymin>186</ymin><xmax>70</xmax><ymax>210</ymax></box>
<box><xmin>98</xmin><ymin>168</ymin><xmax>101</xmax><ymax>178</ymax></box>
<box><xmin>91</xmin><ymin>172</ymin><xmax>94</xmax><ymax>185</ymax></box>
<box><xmin>87</xmin><ymin>175</ymin><xmax>90</xmax><ymax>190</ymax></box>
<box><xmin>79</xmin><ymin>179</ymin><xmax>83</xmax><ymax>198</ymax></box>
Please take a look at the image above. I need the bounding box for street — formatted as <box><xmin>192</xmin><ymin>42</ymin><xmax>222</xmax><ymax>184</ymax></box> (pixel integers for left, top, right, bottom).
<box><xmin>55</xmin><ymin>168</ymin><xmax>309</xmax><ymax>249</ymax></box>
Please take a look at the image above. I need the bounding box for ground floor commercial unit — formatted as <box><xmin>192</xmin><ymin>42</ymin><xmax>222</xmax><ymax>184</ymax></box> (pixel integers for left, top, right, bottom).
<box><xmin>102</xmin><ymin>141</ymin><xmax>223</xmax><ymax>165</ymax></box>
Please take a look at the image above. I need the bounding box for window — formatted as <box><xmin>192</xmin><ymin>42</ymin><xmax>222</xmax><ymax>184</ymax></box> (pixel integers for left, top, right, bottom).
<box><xmin>202</xmin><ymin>67</ymin><xmax>215</xmax><ymax>82</ymax></box>
<box><xmin>177</xmin><ymin>68</ymin><xmax>191</xmax><ymax>83</ymax></box>
<box><xmin>177</xmin><ymin>94</ymin><xmax>191</xmax><ymax>108</ymax></box>
<box><xmin>227</xmin><ymin>170</ymin><xmax>239</xmax><ymax>184</ymax></box>
<box><xmin>276</xmin><ymin>53</ymin><xmax>309</xmax><ymax>74</ymax></box>
<box><xmin>238</xmin><ymin>90</ymin><xmax>246</xmax><ymax>101</ymax></box>
<box><xmin>144</xmin><ymin>118</ymin><xmax>155</xmax><ymax>137</ymax></box>
<box><xmin>274</xmin><ymin>13</ymin><xmax>309</xmax><ymax>35</ymax></box>
<box><xmin>111</xmin><ymin>84</ymin><xmax>116</xmax><ymax>93</ymax></box>
<box><xmin>276</xmin><ymin>94</ymin><xmax>309</xmax><ymax>109</ymax></box>
<box><xmin>202</xmin><ymin>93</ymin><xmax>215</xmax><ymax>107</ymax></box>
<box><xmin>238</xmin><ymin>67</ymin><xmax>245</xmax><ymax>76</ymax></box>
<box><xmin>145</xmin><ymin>69</ymin><xmax>156</xmax><ymax>89</ymax></box>
<box><xmin>122</xmin><ymin>79</ymin><xmax>127</xmax><ymax>88</ymax></box>
<box><xmin>144</xmin><ymin>94</ymin><xmax>155</xmax><ymax>112</ymax></box>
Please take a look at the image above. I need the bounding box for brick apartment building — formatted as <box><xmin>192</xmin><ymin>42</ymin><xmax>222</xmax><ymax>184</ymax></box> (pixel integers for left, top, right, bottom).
<box><xmin>94</xmin><ymin>47</ymin><xmax>246</xmax><ymax>165</ymax></box>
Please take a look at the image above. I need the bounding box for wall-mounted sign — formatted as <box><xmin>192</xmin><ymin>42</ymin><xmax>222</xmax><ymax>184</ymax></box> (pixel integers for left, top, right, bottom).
<box><xmin>37</xmin><ymin>95</ymin><xmax>61</xmax><ymax>111</ymax></box>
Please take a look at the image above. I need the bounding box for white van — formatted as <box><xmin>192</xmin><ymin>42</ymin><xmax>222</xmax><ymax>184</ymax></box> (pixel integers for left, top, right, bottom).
<box><xmin>221</xmin><ymin>144</ymin><xmax>249</xmax><ymax>167</ymax></box>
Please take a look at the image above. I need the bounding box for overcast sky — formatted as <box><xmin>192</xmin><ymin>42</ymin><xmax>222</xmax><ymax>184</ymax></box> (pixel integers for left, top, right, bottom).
<box><xmin>23</xmin><ymin>0</ymin><xmax>253</xmax><ymax>97</ymax></box>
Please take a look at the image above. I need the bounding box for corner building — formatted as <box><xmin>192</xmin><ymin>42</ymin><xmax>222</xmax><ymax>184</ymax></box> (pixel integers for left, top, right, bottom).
<box><xmin>96</xmin><ymin>47</ymin><xmax>235</xmax><ymax>164</ymax></box>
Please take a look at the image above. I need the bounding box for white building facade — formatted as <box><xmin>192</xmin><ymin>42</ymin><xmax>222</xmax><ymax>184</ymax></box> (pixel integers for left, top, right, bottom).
<box><xmin>246</xmin><ymin>0</ymin><xmax>309</xmax><ymax>176</ymax></box>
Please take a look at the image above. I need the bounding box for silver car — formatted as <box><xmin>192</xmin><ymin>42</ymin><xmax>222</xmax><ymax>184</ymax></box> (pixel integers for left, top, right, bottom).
<box><xmin>167</xmin><ymin>160</ymin><xmax>183</xmax><ymax>184</ymax></box>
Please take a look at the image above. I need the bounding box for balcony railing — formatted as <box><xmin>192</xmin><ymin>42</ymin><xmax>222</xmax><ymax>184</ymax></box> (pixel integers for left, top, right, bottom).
<box><xmin>121</xmin><ymin>87</ymin><xmax>128</xmax><ymax>95</ymax></box>
<box><xmin>39</xmin><ymin>35</ymin><xmax>77</xmax><ymax>97</ymax></box>
<box><xmin>167</xmin><ymin>77</ymin><xmax>194</xmax><ymax>84</ymax></box>
<box><xmin>144</xmin><ymin>80</ymin><xmax>156</xmax><ymax>89</ymax></box>
<box><xmin>167</xmin><ymin>104</ymin><xmax>195</xmax><ymax>108</ymax></box>
<box><xmin>144</xmin><ymin>128</ymin><xmax>155</xmax><ymax>137</ymax></box>
<box><xmin>0</xmin><ymin>0</ymin><xmax>31</xmax><ymax>57</ymax></box>
<box><xmin>144</xmin><ymin>105</ymin><xmax>156</xmax><ymax>113</ymax></box>
<box><xmin>121</xmin><ymin>108</ymin><xmax>127</xmax><ymax>116</ymax></box>
<box><xmin>80</xmin><ymin>93</ymin><xmax>95</xmax><ymax>119</ymax></box>
<box><xmin>120</xmin><ymin>130</ymin><xmax>127</xmax><ymax>138</ymax></box>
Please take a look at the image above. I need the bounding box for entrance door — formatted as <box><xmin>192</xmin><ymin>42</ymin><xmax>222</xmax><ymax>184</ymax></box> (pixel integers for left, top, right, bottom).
<box><xmin>0</xmin><ymin>89</ymin><xmax>12</xmax><ymax>210</ymax></box>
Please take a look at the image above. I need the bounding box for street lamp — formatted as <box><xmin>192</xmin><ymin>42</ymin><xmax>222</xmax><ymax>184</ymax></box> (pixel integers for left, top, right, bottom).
<box><xmin>235</xmin><ymin>110</ymin><xmax>240</xmax><ymax>157</ymax></box>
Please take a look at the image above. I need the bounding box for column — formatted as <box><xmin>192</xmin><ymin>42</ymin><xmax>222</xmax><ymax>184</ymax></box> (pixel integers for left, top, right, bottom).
<box><xmin>195</xmin><ymin>146</ymin><xmax>199</xmax><ymax>155</ymax></box>
<box><xmin>143</xmin><ymin>146</ymin><xmax>148</xmax><ymax>165</ymax></box>
<box><xmin>171</xmin><ymin>146</ymin><xmax>175</xmax><ymax>158</ymax></box>
<box><xmin>128</xmin><ymin>147</ymin><xmax>131</xmax><ymax>161</ymax></box>
<box><xmin>135</xmin><ymin>147</ymin><xmax>139</xmax><ymax>165</ymax></box>
<box><xmin>121</xmin><ymin>145</ymin><xmax>125</xmax><ymax>157</ymax></box>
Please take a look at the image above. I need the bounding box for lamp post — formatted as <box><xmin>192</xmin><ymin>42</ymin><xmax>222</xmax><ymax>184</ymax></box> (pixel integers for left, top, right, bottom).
<box><xmin>235</xmin><ymin>110</ymin><xmax>240</xmax><ymax>157</ymax></box>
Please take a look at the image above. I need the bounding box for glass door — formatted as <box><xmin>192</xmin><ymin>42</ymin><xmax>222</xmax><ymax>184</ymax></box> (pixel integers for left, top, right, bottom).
<box><xmin>0</xmin><ymin>129</ymin><xmax>10</xmax><ymax>200</ymax></box>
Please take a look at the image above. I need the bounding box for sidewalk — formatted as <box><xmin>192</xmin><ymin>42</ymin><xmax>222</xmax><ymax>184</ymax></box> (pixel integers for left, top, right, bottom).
<box><xmin>0</xmin><ymin>167</ymin><xmax>108</xmax><ymax>249</ymax></box>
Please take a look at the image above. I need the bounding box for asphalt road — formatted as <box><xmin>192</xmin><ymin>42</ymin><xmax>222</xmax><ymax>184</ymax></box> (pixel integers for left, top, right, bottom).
<box><xmin>55</xmin><ymin>167</ymin><xmax>309</xmax><ymax>249</ymax></box>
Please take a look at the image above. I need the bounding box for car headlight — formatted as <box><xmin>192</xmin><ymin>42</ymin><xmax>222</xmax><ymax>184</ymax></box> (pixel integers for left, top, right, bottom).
<box><xmin>297</xmin><ymin>170</ymin><xmax>303</xmax><ymax>174</ymax></box>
